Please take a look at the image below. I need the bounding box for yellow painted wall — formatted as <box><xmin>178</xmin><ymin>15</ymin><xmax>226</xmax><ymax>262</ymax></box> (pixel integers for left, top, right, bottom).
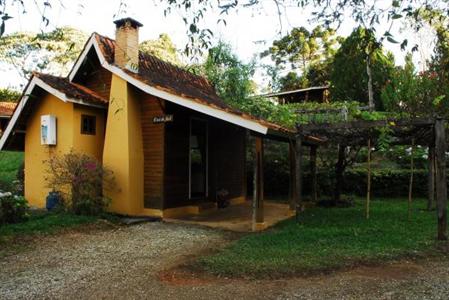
<box><xmin>25</xmin><ymin>94</ymin><xmax>74</xmax><ymax>207</ymax></box>
<box><xmin>24</xmin><ymin>93</ymin><xmax>107</xmax><ymax>208</ymax></box>
<box><xmin>72</xmin><ymin>104</ymin><xmax>106</xmax><ymax>161</ymax></box>
<box><xmin>103</xmin><ymin>74</ymin><xmax>144</xmax><ymax>216</ymax></box>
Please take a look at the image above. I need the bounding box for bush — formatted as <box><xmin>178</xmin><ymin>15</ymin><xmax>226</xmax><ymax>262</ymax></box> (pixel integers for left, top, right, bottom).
<box><xmin>0</xmin><ymin>194</ymin><xmax>29</xmax><ymax>224</ymax></box>
<box><xmin>302</xmin><ymin>168</ymin><xmax>429</xmax><ymax>198</ymax></box>
<box><xmin>14</xmin><ymin>162</ymin><xmax>25</xmax><ymax>195</ymax></box>
<box><xmin>44</xmin><ymin>151</ymin><xmax>115</xmax><ymax>216</ymax></box>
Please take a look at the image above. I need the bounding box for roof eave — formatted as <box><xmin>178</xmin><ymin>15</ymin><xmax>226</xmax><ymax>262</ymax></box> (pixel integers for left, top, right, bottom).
<box><xmin>0</xmin><ymin>75</ymin><xmax>106</xmax><ymax>150</ymax></box>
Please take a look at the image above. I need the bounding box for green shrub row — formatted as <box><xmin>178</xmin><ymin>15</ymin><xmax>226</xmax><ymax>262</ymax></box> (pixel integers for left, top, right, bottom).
<box><xmin>250</xmin><ymin>168</ymin><xmax>432</xmax><ymax>199</ymax></box>
<box><xmin>303</xmin><ymin>169</ymin><xmax>430</xmax><ymax>198</ymax></box>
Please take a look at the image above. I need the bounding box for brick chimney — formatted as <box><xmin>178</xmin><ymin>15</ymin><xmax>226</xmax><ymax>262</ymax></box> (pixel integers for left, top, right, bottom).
<box><xmin>113</xmin><ymin>17</ymin><xmax>143</xmax><ymax>73</ymax></box>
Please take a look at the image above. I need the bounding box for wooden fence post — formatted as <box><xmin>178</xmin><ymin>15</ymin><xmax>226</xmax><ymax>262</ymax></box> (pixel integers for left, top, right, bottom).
<box><xmin>252</xmin><ymin>136</ymin><xmax>265</xmax><ymax>231</ymax></box>
<box><xmin>289</xmin><ymin>141</ymin><xmax>297</xmax><ymax>214</ymax></box>
<box><xmin>295</xmin><ymin>133</ymin><xmax>303</xmax><ymax>220</ymax></box>
<box><xmin>310</xmin><ymin>145</ymin><xmax>318</xmax><ymax>203</ymax></box>
<box><xmin>435</xmin><ymin>118</ymin><xmax>447</xmax><ymax>240</ymax></box>
<box><xmin>428</xmin><ymin>146</ymin><xmax>436</xmax><ymax>211</ymax></box>
<box><xmin>366</xmin><ymin>139</ymin><xmax>372</xmax><ymax>219</ymax></box>
<box><xmin>408</xmin><ymin>139</ymin><xmax>415</xmax><ymax>220</ymax></box>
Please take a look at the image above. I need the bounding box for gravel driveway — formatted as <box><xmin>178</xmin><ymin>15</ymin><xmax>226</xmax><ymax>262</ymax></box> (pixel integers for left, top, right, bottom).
<box><xmin>1</xmin><ymin>221</ymin><xmax>449</xmax><ymax>300</ymax></box>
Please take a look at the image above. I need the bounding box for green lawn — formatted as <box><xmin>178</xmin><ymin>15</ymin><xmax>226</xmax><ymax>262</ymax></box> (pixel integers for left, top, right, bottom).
<box><xmin>0</xmin><ymin>212</ymin><xmax>97</xmax><ymax>237</ymax></box>
<box><xmin>0</xmin><ymin>151</ymin><xmax>24</xmax><ymax>190</ymax></box>
<box><xmin>198</xmin><ymin>199</ymin><xmax>443</xmax><ymax>277</ymax></box>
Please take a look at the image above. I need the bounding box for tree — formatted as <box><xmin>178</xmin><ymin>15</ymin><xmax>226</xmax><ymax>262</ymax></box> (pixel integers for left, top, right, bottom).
<box><xmin>305</xmin><ymin>60</ymin><xmax>332</xmax><ymax>87</ymax></box>
<box><xmin>261</xmin><ymin>26</ymin><xmax>340</xmax><ymax>91</ymax></box>
<box><xmin>161</xmin><ymin>0</ymin><xmax>449</xmax><ymax>56</ymax></box>
<box><xmin>0</xmin><ymin>27</ymin><xmax>88</xmax><ymax>87</ymax></box>
<box><xmin>139</xmin><ymin>33</ymin><xmax>182</xmax><ymax>66</ymax></box>
<box><xmin>200</xmin><ymin>41</ymin><xmax>256</xmax><ymax>106</ymax></box>
<box><xmin>0</xmin><ymin>87</ymin><xmax>20</xmax><ymax>102</ymax></box>
<box><xmin>426</xmin><ymin>10</ymin><xmax>449</xmax><ymax>86</ymax></box>
<box><xmin>381</xmin><ymin>54</ymin><xmax>420</xmax><ymax>114</ymax></box>
<box><xmin>382</xmin><ymin>55</ymin><xmax>449</xmax><ymax>119</ymax></box>
<box><xmin>278</xmin><ymin>72</ymin><xmax>306</xmax><ymax>91</ymax></box>
<box><xmin>330</xmin><ymin>27</ymin><xmax>395</xmax><ymax>109</ymax></box>
<box><xmin>2</xmin><ymin>0</ymin><xmax>448</xmax><ymax>53</ymax></box>
<box><xmin>382</xmin><ymin>9</ymin><xmax>449</xmax><ymax>118</ymax></box>
<box><xmin>262</xmin><ymin>26</ymin><xmax>337</xmax><ymax>72</ymax></box>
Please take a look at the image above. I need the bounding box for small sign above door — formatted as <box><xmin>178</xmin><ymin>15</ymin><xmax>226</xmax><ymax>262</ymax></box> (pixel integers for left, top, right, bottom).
<box><xmin>153</xmin><ymin>115</ymin><xmax>174</xmax><ymax>124</ymax></box>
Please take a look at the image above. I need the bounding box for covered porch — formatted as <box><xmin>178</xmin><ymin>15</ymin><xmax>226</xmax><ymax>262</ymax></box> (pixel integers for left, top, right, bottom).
<box><xmin>162</xmin><ymin>129</ymin><xmax>320</xmax><ymax>232</ymax></box>
<box><xmin>164</xmin><ymin>199</ymin><xmax>291</xmax><ymax>232</ymax></box>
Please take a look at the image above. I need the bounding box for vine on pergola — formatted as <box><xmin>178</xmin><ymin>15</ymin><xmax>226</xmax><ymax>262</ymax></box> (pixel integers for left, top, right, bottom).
<box><xmin>298</xmin><ymin>117</ymin><xmax>435</xmax><ymax>219</ymax></box>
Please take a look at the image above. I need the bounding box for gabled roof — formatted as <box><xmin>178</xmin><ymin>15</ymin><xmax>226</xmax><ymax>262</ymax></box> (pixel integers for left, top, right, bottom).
<box><xmin>94</xmin><ymin>34</ymin><xmax>230</xmax><ymax>111</ymax></box>
<box><xmin>1</xmin><ymin>31</ymin><xmax>297</xmax><ymax>151</ymax></box>
<box><xmin>0</xmin><ymin>73</ymin><xmax>107</xmax><ymax>149</ymax></box>
<box><xmin>0</xmin><ymin>102</ymin><xmax>17</xmax><ymax>117</ymax></box>
<box><xmin>69</xmin><ymin>33</ymin><xmax>293</xmax><ymax>136</ymax></box>
<box><xmin>36</xmin><ymin>73</ymin><xmax>108</xmax><ymax>107</ymax></box>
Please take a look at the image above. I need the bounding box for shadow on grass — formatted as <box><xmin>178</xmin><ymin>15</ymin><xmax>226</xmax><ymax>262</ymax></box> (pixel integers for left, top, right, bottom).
<box><xmin>193</xmin><ymin>198</ymin><xmax>449</xmax><ymax>278</ymax></box>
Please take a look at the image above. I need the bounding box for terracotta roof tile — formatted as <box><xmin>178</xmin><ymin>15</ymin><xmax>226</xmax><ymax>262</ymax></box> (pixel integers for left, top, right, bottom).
<box><xmin>0</xmin><ymin>102</ymin><xmax>17</xmax><ymax>117</ymax></box>
<box><xmin>35</xmin><ymin>73</ymin><xmax>108</xmax><ymax>106</ymax></box>
<box><xmin>94</xmin><ymin>34</ymin><xmax>293</xmax><ymax>134</ymax></box>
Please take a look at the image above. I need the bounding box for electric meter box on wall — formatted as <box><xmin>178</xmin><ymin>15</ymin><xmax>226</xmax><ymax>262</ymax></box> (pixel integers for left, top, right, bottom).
<box><xmin>41</xmin><ymin>115</ymin><xmax>57</xmax><ymax>145</ymax></box>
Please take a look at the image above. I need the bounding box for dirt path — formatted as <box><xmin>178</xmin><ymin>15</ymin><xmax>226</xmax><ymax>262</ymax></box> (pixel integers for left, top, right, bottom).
<box><xmin>1</xmin><ymin>222</ymin><xmax>449</xmax><ymax>300</ymax></box>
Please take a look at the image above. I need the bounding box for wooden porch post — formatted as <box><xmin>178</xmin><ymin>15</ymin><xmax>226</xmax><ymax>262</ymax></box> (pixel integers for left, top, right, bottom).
<box><xmin>295</xmin><ymin>133</ymin><xmax>303</xmax><ymax>219</ymax></box>
<box><xmin>435</xmin><ymin>118</ymin><xmax>447</xmax><ymax>240</ymax></box>
<box><xmin>428</xmin><ymin>145</ymin><xmax>436</xmax><ymax>211</ymax></box>
<box><xmin>252</xmin><ymin>136</ymin><xmax>265</xmax><ymax>231</ymax></box>
<box><xmin>310</xmin><ymin>145</ymin><xmax>318</xmax><ymax>203</ymax></box>
<box><xmin>289</xmin><ymin>141</ymin><xmax>297</xmax><ymax>214</ymax></box>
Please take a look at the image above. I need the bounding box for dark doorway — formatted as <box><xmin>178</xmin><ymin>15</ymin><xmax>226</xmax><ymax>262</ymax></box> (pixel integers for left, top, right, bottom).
<box><xmin>189</xmin><ymin>118</ymin><xmax>208</xmax><ymax>199</ymax></box>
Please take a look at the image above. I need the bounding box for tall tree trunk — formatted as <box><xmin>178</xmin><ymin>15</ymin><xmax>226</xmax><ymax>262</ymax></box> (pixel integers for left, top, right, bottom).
<box><xmin>366</xmin><ymin>55</ymin><xmax>374</xmax><ymax>111</ymax></box>
<box><xmin>334</xmin><ymin>145</ymin><xmax>346</xmax><ymax>205</ymax></box>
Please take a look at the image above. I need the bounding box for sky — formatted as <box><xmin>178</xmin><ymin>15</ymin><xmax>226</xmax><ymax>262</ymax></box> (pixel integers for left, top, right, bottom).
<box><xmin>0</xmin><ymin>0</ymin><xmax>436</xmax><ymax>91</ymax></box>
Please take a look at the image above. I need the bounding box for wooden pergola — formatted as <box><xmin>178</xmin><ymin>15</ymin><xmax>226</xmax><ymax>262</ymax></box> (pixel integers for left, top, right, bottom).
<box><xmin>250</xmin><ymin>132</ymin><xmax>319</xmax><ymax>231</ymax></box>
<box><xmin>286</xmin><ymin>117</ymin><xmax>448</xmax><ymax>240</ymax></box>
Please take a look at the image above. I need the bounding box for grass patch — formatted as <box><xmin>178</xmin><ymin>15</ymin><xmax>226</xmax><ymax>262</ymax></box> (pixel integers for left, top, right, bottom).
<box><xmin>0</xmin><ymin>211</ymin><xmax>98</xmax><ymax>257</ymax></box>
<box><xmin>0</xmin><ymin>212</ymin><xmax>97</xmax><ymax>237</ymax></box>
<box><xmin>0</xmin><ymin>151</ymin><xmax>24</xmax><ymax>190</ymax></box>
<box><xmin>198</xmin><ymin>199</ymin><xmax>443</xmax><ymax>277</ymax></box>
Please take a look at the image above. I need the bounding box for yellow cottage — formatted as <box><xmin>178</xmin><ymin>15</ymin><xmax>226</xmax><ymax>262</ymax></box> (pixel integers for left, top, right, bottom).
<box><xmin>0</xmin><ymin>18</ymin><xmax>297</xmax><ymax>225</ymax></box>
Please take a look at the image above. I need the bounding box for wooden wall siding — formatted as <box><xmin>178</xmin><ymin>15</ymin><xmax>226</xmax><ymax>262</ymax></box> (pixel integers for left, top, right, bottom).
<box><xmin>83</xmin><ymin>67</ymin><xmax>112</xmax><ymax>100</ymax></box>
<box><xmin>210</xmin><ymin>122</ymin><xmax>246</xmax><ymax>200</ymax></box>
<box><xmin>163</xmin><ymin>103</ymin><xmax>192</xmax><ymax>209</ymax></box>
<box><xmin>141</xmin><ymin>95</ymin><xmax>165</xmax><ymax>209</ymax></box>
<box><xmin>163</xmin><ymin>102</ymin><xmax>246</xmax><ymax>209</ymax></box>
<box><xmin>73</xmin><ymin>49</ymin><xmax>112</xmax><ymax>100</ymax></box>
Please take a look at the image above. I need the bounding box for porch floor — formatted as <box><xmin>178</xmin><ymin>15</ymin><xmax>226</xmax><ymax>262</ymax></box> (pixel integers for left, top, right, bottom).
<box><xmin>164</xmin><ymin>200</ymin><xmax>291</xmax><ymax>232</ymax></box>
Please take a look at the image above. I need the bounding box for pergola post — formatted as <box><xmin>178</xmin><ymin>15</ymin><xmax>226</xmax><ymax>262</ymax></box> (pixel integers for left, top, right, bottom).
<box><xmin>428</xmin><ymin>145</ymin><xmax>436</xmax><ymax>211</ymax></box>
<box><xmin>289</xmin><ymin>141</ymin><xmax>297</xmax><ymax>214</ymax></box>
<box><xmin>252</xmin><ymin>136</ymin><xmax>265</xmax><ymax>231</ymax></box>
<box><xmin>366</xmin><ymin>139</ymin><xmax>372</xmax><ymax>219</ymax></box>
<box><xmin>435</xmin><ymin>118</ymin><xmax>447</xmax><ymax>240</ymax></box>
<box><xmin>310</xmin><ymin>145</ymin><xmax>318</xmax><ymax>203</ymax></box>
<box><xmin>295</xmin><ymin>133</ymin><xmax>303</xmax><ymax>219</ymax></box>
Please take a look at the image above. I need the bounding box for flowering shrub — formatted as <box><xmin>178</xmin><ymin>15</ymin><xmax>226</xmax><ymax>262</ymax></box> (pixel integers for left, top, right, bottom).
<box><xmin>45</xmin><ymin>151</ymin><xmax>115</xmax><ymax>216</ymax></box>
<box><xmin>0</xmin><ymin>193</ymin><xmax>29</xmax><ymax>224</ymax></box>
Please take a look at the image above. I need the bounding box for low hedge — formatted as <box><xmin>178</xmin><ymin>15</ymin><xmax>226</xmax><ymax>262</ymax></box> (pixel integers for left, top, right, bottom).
<box><xmin>303</xmin><ymin>169</ymin><xmax>429</xmax><ymax>198</ymax></box>
<box><xmin>249</xmin><ymin>168</ymin><xmax>431</xmax><ymax>198</ymax></box>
